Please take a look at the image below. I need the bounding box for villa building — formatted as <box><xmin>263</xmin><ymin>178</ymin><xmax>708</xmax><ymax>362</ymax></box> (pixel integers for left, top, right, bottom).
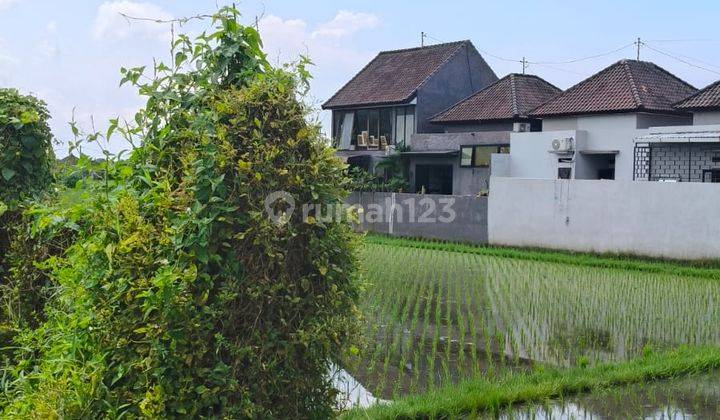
<box><xmin>322</xmin><ymin>40</ymin><xmax>497</xmax><ymax>173</ymax></box>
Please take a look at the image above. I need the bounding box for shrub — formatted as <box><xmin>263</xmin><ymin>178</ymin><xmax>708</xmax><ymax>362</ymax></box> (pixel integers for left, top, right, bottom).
<box><xmin>1</xmin><ymin>7</ymin><xmax>360</xmax><ymax>419</ymax></box>
<box><xmin>0</xmin><ymin>89</ymin><xmax>55</xmax><ymax>344</ymax></box>
<box><xmin>0</xmin><ymin>88</ymin><xmax>54</xmax><ymax>205</ymax></box>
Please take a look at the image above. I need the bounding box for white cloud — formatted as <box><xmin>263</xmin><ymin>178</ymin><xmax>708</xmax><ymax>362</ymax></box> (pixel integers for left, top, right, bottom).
<box><xmin>39</xmin><ymin>21</ymin><xmax>59</xmax><ymax>59</ymax></box>
<box><xmin>310</xmin><ymin>11</ymin><xmax>379</xmax><ymax>39</ymax></box>
<box><xmin>93</xmin><ymin>1</ymin><xmax>172</xmax><ymax>41</ymax></box>
<box><xmin>0</xmin><ymin>0</ymin><xmax>19</xmax><ymax>12</ymax></box>
<box><xmin>258</xmin><ymin>11</ymin><xmax>377</xmax><ymax>66</ymax></box>
<box><xmin>257</xmin><ymin>11</ymin><xmax>379</xmax><ymax>138</ymax></box>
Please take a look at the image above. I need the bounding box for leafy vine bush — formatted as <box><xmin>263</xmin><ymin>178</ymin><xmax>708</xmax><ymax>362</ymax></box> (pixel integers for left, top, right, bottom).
<box><xmin>0</xmin><ymin>88</ymin><xmax>54</xmax><ymax>205</ymax></box>
<box><xmin>1</xmin><ymin>8</ymin><xmax>360</xmax><ymax>418</ymax></box>
<box><xmin>0</xmin><ymin>89</ymin><xmax>56</xmax><ymax>344</ymax></box>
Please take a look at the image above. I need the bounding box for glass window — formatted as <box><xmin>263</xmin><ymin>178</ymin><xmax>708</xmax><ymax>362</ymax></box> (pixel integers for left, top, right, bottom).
<box><xmin>460</xmin><ymin>146</ymin><xmax>473</xmax><ymax>167</ymax></box>
<box><xmin>368</xmin><ymin>109</ymin><xmax>379</xmax><ymax>139</ymax></box>
<box><xmin>460</xmin><ymin>145</ymin><xmax>508</xmax><ymax>168</ymax></box>
<box><xmin>380</xmin><ymin>108</ymin><xmax>393</xmax><ymax>144</ymax></box>
<box><xmin>395</xmin><ymin>107</ymin><xmax>406</xmax><ymax>145</ymax></box>
<box><xmin>333</xmin><ymin>111</ymin><xmax>342</xmax><ymax>145</ymax></box>
<box><xmin>473</xmin><ymin>146</ymin><xmax>495</xmax><ymax>167</ymax></box>
<box><xmin>354</xmin><ymin>109</ymin><xmax>369</xmax><ymax>144</ymax></box>
<box><xmin>404</xmin><ymin>106</ymin><xmax>415</xmax><ymax>140</ymax></box>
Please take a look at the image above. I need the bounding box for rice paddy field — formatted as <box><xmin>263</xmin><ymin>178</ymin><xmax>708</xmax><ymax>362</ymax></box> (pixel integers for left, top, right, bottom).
<box><xmin>342</xmin><ymin>235</ymin><xmax>720</xmax><ymax>407</ymax></box>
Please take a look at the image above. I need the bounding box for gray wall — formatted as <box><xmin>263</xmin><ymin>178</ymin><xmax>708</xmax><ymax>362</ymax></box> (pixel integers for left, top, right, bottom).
<box><xmin>693</xmin><ymin>111</ymin><xmax>720</xmax><ymax>125</ymax></box>
<box><xmin>408</xmin><ymin>131</ymin><xmax>510</xmax><ymax>195</ymax></box>
<box><xmin>407</xmin><ymin>156</ymin><xmax>491</xmax><ymax>196</ymax></box>
<box><xmin>516</xmin><ymin>114</ymin><xmax>645</xmax><ymax>180</ymax></box>
<box><xmin>441</xmin><ymin>121</ymin><xmax>514</xmax><ymax>133</ymax></box>
<box><xmin>347</xmin><ymin>191</ymin><xmax>488</xmax><ymax>243</ymax></box>
<box><xmin>489</xmin><ymin>177</ymin><xmax>720</xmax><ymax>260</ymax></box>
<box><xmin>636</xmin><ymin>113</ymin><xmax>693</xmax><ymax>129</ymax></box>
<box><xmin>415</xmin><ymin>44</ymin><xmax>497</xmax><ymax>134</ymax></box>
<box><xmin>411</xmin><ymin>131</ymin><xmax>510</xmax><ymax>150</ymax></box>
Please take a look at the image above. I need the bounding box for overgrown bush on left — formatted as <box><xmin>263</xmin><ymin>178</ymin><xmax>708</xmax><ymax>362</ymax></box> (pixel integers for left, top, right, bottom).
<box><xmin>0</xmin><ymin>89</ymin><xmax>59</xmax><ymax>345</ymax></box>
<box><xmin>1</xmin><ymin>8</ymin><xmax>361</xmax><ymax>418</ymax></box>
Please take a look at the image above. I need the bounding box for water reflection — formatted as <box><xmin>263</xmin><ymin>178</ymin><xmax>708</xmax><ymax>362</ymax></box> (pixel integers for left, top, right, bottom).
<box><xmin>497</xmin><ymin>373</ymin><xmax>720</xmax><ymax>419</ymax></box>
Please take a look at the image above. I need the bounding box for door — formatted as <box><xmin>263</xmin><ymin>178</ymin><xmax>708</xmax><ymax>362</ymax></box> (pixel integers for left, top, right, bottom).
<box><xmin>415</xmin><ymin>165</ymin><xmax>453</xmax><ymax>195</ymax></box>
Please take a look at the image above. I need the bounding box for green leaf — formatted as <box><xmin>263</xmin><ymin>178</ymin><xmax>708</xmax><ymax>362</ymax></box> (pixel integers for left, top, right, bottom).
<box><xmin>175</xmin><ymin>51</ymin><xmax>187</xmax><ymax>68</ymax></box>
<box><xmin>21</xmin><ymin>135</ymin><xmax>38</xmax><ymax>149</ymax></box>
<box><xmin>2</xmin><ymin>167</ymin><xmax>16</xmax><ymax>181</ymax></box>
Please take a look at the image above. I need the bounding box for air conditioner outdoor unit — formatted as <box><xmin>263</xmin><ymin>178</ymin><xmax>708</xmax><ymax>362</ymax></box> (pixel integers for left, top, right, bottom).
<box><xmin>514</xmin><ymin>122</ymin><xmax>531</xmax><ymax>132</ymax></box>
<box><xmin>551</xmin><ymin>137</ymin><xmax>574</xmax><ymax>153</ymax></box>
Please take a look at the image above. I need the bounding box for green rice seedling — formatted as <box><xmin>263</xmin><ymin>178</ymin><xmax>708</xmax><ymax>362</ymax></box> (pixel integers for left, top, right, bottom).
<box><xmin>349</xmin><ymin>240</ymin><xmax>720</xmax><ymax>402</ymax></box>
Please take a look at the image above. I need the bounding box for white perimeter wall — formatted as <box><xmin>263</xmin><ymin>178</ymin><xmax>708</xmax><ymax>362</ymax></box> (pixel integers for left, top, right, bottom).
<box><xmin>489</xmin><ymin>177</ymin><xmax>720</xmax><ymax>260</ymax></box>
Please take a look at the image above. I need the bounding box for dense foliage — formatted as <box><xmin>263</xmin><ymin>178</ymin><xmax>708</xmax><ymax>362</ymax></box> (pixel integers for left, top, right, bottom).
<box><xmin>348</xmin><ymin>148</ymin><xmax>409</xmax><ymax>193</ymax></box>
<box><xmin>1</xmin><ymin>8</ymin><xmax>360</xmax><ymax>418</ymax></box>
<box><xmin>0</xmin><ymin>88</ymin><xmax>54</xmax><ymax>205</ymax></box>
<box><xmin>0</xmin><ymin>89</ymin><xmax>56</xmax><ymax>344</ymax></box>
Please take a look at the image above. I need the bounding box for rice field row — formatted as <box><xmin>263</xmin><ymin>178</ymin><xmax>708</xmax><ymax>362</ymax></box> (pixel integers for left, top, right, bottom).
<box><xmin>343</xmin><ymin>240</ymin><xmax>720</xmax><ymax>400</ymax></box>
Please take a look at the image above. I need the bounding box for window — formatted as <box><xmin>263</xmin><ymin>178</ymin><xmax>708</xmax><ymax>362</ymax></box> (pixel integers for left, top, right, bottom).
<box><xmin>353</xmin><ymin>110</ymin><xmax>369</xmax><ymax>144</ymax></box>
<box><xmin>380</xmin><ymin>108</ymin><xmax>393</xmax><ymax>144</ymax></box>
<box><xmin>333</xmin><ymin>111</ymin><xmax>354</xmax><ymax>149</ymax></box>
<box><xmin>395</xmin><ymin>109</ymin><xmax>406</xmax><ymax>144</ymax></box>
<box><xmin>395</xmin><ymin>106</ymin><xmax>415</xmax><ymax>145</ymax></box>
<box><xmin>460</xmin><ymin>145</ymin><xmax>509</xmax><ymax>168</ymax></box>
<box><xmin>703</xmin><ymin>169</ymin><xmax>720</xmax><ymax>183</ymax></box>
<box><xmin>460</xmin><ymin>146</ymin><xmax>473</xmax><ymax>167</ymax></box>
<box><xmin>415</xmin><ymin>165</ymin><xmax>453</xmax><ymax>195</ymax></box>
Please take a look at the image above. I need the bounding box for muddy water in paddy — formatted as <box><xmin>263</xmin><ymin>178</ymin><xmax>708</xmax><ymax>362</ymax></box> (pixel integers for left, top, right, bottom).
<box><xmin>495</xmin><ymin>372</ymin><xmax>720</xmax><ymax>419</ymax></box>
<box><xmin>344</xmin><ymin>244</ymin><xmax>720</xmax><ymax>401</ymax></box>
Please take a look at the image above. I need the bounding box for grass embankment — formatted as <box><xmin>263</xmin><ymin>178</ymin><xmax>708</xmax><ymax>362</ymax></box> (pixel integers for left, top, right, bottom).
<box><xmin>364</xmin><ymin>233</ymin><xmax>720</xmax><ymax>281</ymax></box>
<box><xmin>344</xmin><ymin>346</ymin><xmax>720</xmax><ymax>419</ymax></box>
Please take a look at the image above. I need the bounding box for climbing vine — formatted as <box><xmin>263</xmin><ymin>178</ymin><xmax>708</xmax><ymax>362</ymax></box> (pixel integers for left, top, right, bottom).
<box><xmin>1</xmin><ymin>7</ymin><xmax>360</xmax><ymax>418</ymax></box>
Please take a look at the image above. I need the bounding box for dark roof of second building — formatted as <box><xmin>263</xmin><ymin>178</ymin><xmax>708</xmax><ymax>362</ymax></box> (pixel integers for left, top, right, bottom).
<box><xmin>430</xmin><ymin>73</ymin><xmax>561</xmax><ymax>123</ymax></box>
<box><xmin>530</xmin><ymin>59</ymin><xmax>697</xmax><ymax>117</ymax></box>
<box><xmin>675</xmin><ymin>80</ymin><xmax>720</xmax><ymax>110</ymax></box>
<box><xmin>322</xmin><ymin>41</ymin><xmax>474</xmax><ymax>109</ymax></box>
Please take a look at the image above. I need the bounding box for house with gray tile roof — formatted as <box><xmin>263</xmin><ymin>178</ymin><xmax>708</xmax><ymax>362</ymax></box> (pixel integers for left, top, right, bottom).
<box><xmin>675</xmin><ymin>80</ymin><xmax>720</xmax><ymax>125</ymax></box>
<box><xmin>322</xmin><ymin>41</ymin><xmax>497</xmax><ymax>152</ymax></box>
<box><xmin>403</xmin><ymin>73</ymin><xmax>562</xmax><ymax>195</ymax></box>
<box><xmin>506</xmin><ymin>60</ymin><xmax>704</xmax><ymax>182</ymax></box>
<box><xmin>431</xmin><ymin>73</ymin><xmax>561</xmax><ymax>132</ymax></box>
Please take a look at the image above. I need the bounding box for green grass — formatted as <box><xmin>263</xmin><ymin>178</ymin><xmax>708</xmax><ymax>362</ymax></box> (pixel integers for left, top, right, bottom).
<box><xmin>343</xmin><ymin>346</ymin><xmax>720</xmax><ymax>419</ymax></box>
<box><xmin>365</xmin><ymin>233</ymin><xmax>720</xmax><ymax>281</ymax></box>
<box><xmin>342</xmin><ymin>235</ymin><xmax>720</xmax><ymax>417</ymax></box>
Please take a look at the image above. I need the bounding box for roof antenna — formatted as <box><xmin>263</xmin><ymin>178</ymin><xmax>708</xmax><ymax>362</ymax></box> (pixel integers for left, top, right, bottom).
<box><xmin>522</xmin><ymin>57</ymin><xmax>528</xmax><ymax>74</ymax></box>
<box><xmin>421</xmin><ymin>31</ymin><xmax>426</xmax><ymax>47</ymax></box>
<box><xmin>635</xmin><ymin>37</ymin><xmax>642</xmax><ymax>60</ymax></box>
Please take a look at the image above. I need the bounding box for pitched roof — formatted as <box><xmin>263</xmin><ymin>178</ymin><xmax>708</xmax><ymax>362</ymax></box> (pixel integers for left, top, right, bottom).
<box><xmin>430</xmin><ymin>73</ymin><xmax>561</xmax><ymax>123</ymax></box>
<box><xmin>675</xmin><ymin>80</ymin><xmax>720</xmax><ymax>111</ymax></box>
<box><xmin>322</xmin><ymin>41</ymin><xmax>472</xmax><ymax>109</ymax></box>
<box><xmin>530</xmin><ymin>60</ymin><xmax>697</xmax><ymax>117</ymax></box>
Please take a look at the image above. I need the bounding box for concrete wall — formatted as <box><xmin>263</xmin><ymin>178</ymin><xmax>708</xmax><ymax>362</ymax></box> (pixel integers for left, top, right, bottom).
<box><xmin>411</xmin><ymin>131</ymin><xmax>510</xmax><ymax>150</ymax></box>
<box><xmin>416</xmin><ymin>44</ymin><xmax>497</xmax><ymax>134</ymax></box>
<box><xmin>441</xmin><ymin>121</ymin><xmax>514</xmax><ymax>133</ymax></box>
<box><xmin>515</xmin><ymin>114</ymin><xmax>649</xmax><ymax>180</ymax></box>
<box><xmin>347</xmin><ymin>191</ymin><xmax>488</xmax><ymax>243</ymax></box>
<box><xmin>408</xmin><ymin>131</ymin><xmax>510</xmax><ymax>195</ymax></box>
<box><xmin>509</xmin><ymin>130</ymin><xmax>582</xmax><ymax>179</ymax></box>
<box><xmin>489</xmin><ymin>177</ymin><xmax>720</xmax><ymax>260</ymax></box>
<box><xmin>693</xmin><ymin>111</ymin><xmax>720</xmax><ymax>125</ymax></box>
<box><xmin>637</xmin><ymin>113</ymin><xmax>693</xmax><ymax>129</ymax></box>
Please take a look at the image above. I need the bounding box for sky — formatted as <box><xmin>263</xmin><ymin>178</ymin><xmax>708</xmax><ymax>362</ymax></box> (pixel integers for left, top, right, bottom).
<box><xmin>2</xmin><ymin>0</ymin><xmax>720</xmax><ymax>158</ymax></box>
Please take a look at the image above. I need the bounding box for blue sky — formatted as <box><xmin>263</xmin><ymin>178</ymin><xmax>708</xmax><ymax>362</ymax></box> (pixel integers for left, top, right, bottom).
<box><xmin>2</xmin><ymin>0</ymin><xmax>720</xmax><ymax>157</ymax></box>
